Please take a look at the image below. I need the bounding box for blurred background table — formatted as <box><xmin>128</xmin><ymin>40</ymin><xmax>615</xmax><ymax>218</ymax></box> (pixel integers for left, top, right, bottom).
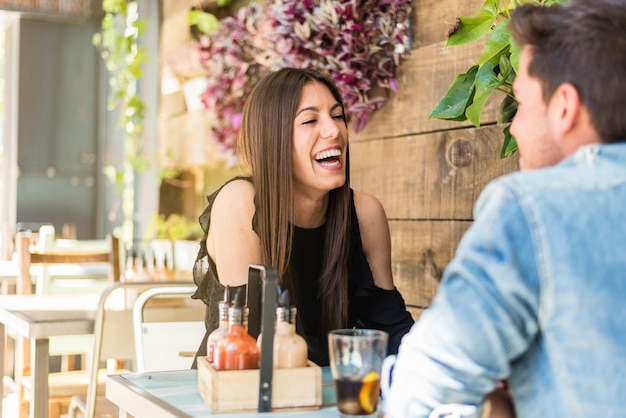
<box><xmin>0</xmin><ymin>293</ymin><xmax>99</xmax><ymax>418</ymax></box>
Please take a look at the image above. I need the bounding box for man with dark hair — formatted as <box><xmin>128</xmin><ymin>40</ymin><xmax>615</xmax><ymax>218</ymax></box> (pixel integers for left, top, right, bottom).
<box><xmin>383</xmin><ymin>0</ymin><xmax>626</xmax><ymax>417</ymax></box>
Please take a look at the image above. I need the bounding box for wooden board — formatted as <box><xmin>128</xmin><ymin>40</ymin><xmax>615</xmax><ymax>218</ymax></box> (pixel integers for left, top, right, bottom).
<box><xmin>407</xmin><ymin>306</ymin><xmax>426</xmax><ymax>321</ymax></box>
<box><xmin>197</xmin><ymin>357</ymin><xmax>322</xmax><ymax>413</ymax></box>
<box><xmin>390</xmin><ymin>220</ymin><xmax>472</xmax><ymax>309</ymax></box>
<box><xmin>157</xmin><ymin>110</ymin><xmax>226</xmax><ymax>168</ymax></box>
<box><xmin>351</xmin><ymin>125</ymin><xmax>519</xmax><ymax>220</ymax></box>
<box><xmin>159</xmin><ymin>91</ymin><xmax>186</xmax><ymax>120</ymax></box>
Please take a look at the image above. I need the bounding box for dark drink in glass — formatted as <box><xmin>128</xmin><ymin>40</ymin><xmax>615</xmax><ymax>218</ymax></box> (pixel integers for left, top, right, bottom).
<box><xmin>335</xmin><ymin>372</ymin><xmax>381</xmax><ymax>416</ymax></box>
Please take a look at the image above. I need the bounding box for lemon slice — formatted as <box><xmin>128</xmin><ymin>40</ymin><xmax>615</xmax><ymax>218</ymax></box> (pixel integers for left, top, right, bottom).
<box><xmin>359</xmin><ymin>371</ymin><xmax>380</xmax><ymax>414</ymax></box>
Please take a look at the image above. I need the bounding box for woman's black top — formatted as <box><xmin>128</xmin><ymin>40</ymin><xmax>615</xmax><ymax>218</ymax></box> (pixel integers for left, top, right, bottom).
<box><xmin>191</xmin><ymin>177</ymin><xmax>414</xmax><ymax>367</ymax></box>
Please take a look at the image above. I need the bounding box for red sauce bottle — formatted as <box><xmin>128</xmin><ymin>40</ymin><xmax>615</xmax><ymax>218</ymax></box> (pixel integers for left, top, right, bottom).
<box><xmin>215</xmin><ymin>288</ymin><xmax>259</xmax><ymax>370</ymax></box>
<box><xmin>206</xmin><ymin>286</ymin><xmax>230</xmax><ymax>364</ymax></box>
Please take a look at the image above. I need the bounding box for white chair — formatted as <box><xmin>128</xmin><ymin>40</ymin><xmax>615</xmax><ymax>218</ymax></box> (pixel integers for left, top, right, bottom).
<box><xmin>132</xmin><ymin>285</ymin><xmax>205</xmax><ymax>372</ymax></box>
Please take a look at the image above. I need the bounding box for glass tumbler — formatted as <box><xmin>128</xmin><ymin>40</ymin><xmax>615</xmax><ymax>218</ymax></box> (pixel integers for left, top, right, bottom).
<box><xmin>328</xmin><ymin>329</ymin><xmax>388</xmax><ymax>417</ymax></box>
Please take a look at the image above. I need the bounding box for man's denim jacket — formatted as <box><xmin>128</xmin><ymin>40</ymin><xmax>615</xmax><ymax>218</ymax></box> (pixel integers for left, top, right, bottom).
<box><xmin>383</xmin><ymin>143</ymin><xmax>626</xmax><ymax>418</ymax></box>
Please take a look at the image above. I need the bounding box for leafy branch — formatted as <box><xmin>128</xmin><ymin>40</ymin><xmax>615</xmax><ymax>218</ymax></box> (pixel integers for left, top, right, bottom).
<box><xmin>92</xmin><ymin>0</ymin><xmax>151</xmax><ymax>190</ymax></box>
<box><xmin>92</xmin><ymin>0</ymin><xmax>177</xmax><ymax>244</ymax></box>
<box><xmin>429</xmin><ymin>0</ymin><xmax>566</xmax><ymax>158</ymax></box>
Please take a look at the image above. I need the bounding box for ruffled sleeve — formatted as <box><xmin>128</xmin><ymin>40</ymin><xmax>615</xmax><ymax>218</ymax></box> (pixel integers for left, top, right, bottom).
<box><xmin>190</xmin><ymin>176</ymin><xmax>252</xmax><ymax>335</ymax></box>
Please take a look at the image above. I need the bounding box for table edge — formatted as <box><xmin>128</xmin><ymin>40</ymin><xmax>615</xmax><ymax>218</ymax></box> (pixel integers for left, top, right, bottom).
<box><xmin>107</xmin><ymin>373</ymin><xmax>193</xmax><ymax>418</ymax></box>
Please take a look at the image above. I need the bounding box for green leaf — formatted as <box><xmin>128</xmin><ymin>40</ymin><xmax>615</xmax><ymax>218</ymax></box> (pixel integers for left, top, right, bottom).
<box><xmin>466</xmin><ymin>62</ymin><xmax>500</xmax><ymax>127</ymax></box>
<box><xmin>478</xmin><ymin>19</ymin><xmax>510</xmax><ymax>66</ymax></box>
<box><xmin>135</xmin><ymin>19</ymin><xmax>148</xmax><ymax>36</ymax></box>
<box><xmin>128</xmin><ymin>94</ymin><xmax>144</xmax><ymax>108</ymax></box>
<box><xmin>446</xmin><ymin>0</ymin><xmax>499</xmax><ymax>47</ymax></box>
<box><xmin>545</xmin><ymin>0</ymin><xmax>568</xmax><ymax>6</ymax></box>
<box><xmin>509</xmin><ymin>34</ymin><xmax>521</xmax><ymax>74</ymax></box>
<box><xmin>498</xmin><ymin>93</ymin><xmax>517</xmax><ymax>124</ymax></box>
<box><xmin>429</xmin><ymin>65</ymin><xmax>478</xmax><ymax>121</ymax></box>
<box><xmin>500</xmin><ymin>125</ymin><xmax>518</xmax><ymax>158</ymax></box>
<box><xmin>498</xmin><ymin>54</ymin><xmax>513</xmax><ymax>81</ymax></box>
<box><xmin>103</xmin><ymin>0</ymin><xmax>125</xmax><ymax>14</ymax></box>
<box><xmin>216</xmin><ymin>0</ymin><xmax>231</xmax><ymax>6</ymax></box>
<box><xmin>132</xmin><ymin>154</ymin><xmax>151</xmax><ymax>173</ymax></box>
<box><xmin>92</xmin><ymin>32</ymin><xmax>102</xmax><ymax>48</ymax></box>
<box><xmin>103</xmin><ymin>165</ymin><xmax>126</xmax><ymax>193</ymax></box>
<box><xmin>189</xmin><ymin>10</ymin><xmax>221</xmax><ymax>35</ymax></box>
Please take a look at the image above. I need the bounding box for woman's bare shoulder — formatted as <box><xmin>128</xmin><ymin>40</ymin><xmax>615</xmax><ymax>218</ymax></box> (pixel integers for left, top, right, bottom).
<box><xmin>212</xmin><ymin>179</ymin><xmax>256</xmax><ymax>220</ymax></box>
<box><xmin>353</xmin><ymin>190</ymin><xmax>387</xmax><ymax>223</ymax></box>
<box><xmin>352</xmin><ymin>190</ymin><xmax>393</xmax><ymax>289</ymax></box>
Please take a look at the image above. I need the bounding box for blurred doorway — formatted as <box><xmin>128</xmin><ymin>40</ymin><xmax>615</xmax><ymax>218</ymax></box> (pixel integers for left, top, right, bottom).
<box><xmin>16</xmin><ymin>16</ymin><xmax>103</xmax><ymax>239</ymax></box>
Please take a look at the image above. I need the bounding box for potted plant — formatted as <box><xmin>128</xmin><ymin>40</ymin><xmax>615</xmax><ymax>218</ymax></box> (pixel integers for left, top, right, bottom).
<box><xmin>147</xmin><ymin>213</ymin><xmax>203</xmax><ymax>275</ymax></box>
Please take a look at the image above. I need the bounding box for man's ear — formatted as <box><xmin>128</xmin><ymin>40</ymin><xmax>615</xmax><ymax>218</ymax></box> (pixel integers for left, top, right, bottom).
<box><xmin>550</xmin><ymin>82</ymin><xmax>581</xmax><ymax>137</ymax></box>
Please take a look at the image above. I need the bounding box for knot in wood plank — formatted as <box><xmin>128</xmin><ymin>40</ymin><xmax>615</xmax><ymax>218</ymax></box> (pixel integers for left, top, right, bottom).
<box><xmin>446</xmin><ymin>139</ymin><xmax>473</xmax><ymax>168</ymax></box>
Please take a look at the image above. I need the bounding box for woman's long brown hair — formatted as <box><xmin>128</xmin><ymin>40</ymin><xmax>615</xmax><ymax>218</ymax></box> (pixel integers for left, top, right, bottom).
<box><xmin>237</xmin><ymin>68</ymin><xmax>351</xmax><ymax>334</ymax></box>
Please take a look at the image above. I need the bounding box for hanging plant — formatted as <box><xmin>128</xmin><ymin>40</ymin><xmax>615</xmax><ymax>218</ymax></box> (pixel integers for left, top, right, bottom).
<box><xmin>429</xmin><ymin>0</ymin><xmax>566</xmax><ymax>158</ymax></box>
<box><xmin>192</xmin><ymin>0</ymin><xmax>412</xmax><ymax>154</ymax></box>
<box><xmin>93</xmin><ymin>0</ymin><xmax>150</xmax><ymax>188</ymax></box>
<box><xmin>93</xmin><ymin>0</ymin><xmax>183</xmax><ymax>243</ymax></box>
<box><xmin>92</xmin><ymin>0</ymin><xmax>150</xmax><ymax>242</ymax></box>
<box><xmin>194</xmin><ymin>2</ymin><xmax>272</xmax><ymax>152</ymax></box>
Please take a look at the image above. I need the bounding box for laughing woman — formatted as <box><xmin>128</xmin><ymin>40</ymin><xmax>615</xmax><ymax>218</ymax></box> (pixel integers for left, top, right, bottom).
<box><xmin>191</xmin><ymin>67</ymin><xmax>414</xmax><ymax>367</ymax></box>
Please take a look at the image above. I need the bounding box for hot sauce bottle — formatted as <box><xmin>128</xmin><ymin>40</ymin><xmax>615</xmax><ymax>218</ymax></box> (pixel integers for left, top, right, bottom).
<box><xmin>206</xmin><ymin>286</ymin><xmax>231</xmax><ymax>364</ymax></box>
<box><xmin>215</xmin><ymin>288</ymin><xmax>259</xmax><ymax>370</ymax></box>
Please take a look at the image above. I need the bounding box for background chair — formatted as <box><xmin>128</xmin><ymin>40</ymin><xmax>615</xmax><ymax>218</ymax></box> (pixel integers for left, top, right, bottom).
<box><xmin>24</xmin><ymin>225</ymin><xmax>120</xmax><ymax>296</ymax></box>
<box><xmin>132</xmin><ymin>285</ymin><xmax>205</xmax><ymax>372</ymax></box>
<box><xmin>67</xmin><ymin>281</ymin><xmax>204</xmax><ymax>418</ymax></box>
<box><xmin>13</xmin><ymin>229</ymin><xmax>121</xmax><ymax>417</ymax></box>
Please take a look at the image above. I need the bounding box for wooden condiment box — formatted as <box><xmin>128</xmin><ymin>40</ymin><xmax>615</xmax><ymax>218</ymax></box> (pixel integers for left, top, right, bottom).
<box><xmin>197</xmin><ymin>356</ymin><xmax>322</xmax><ymax>413</ymax></box>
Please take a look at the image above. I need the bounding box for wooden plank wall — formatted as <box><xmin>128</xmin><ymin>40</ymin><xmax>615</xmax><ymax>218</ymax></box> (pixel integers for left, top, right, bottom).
<box><xmin>158</xmin><ymin>0</ymin><xmax>521</xmax><ymax>319</ymax></box>
<box><xmin>349</xmin><ymin>0</ymin><xmax>520</xmax><ymax>318</ymax></box>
